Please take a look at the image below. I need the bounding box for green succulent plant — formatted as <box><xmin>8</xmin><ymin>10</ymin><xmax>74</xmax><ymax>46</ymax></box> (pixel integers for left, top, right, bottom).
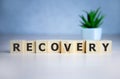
<box><xmin>80</xmin><ymin>8</ymin><xmax>104</xmax><ymax>28</ymax></box>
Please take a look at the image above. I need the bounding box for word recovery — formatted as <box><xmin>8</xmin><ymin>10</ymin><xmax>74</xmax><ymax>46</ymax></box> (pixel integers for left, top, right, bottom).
<box><xmin>10</xmin><ymin>40</ymin><xmax>112</xmax><ymax>53</ymax></box>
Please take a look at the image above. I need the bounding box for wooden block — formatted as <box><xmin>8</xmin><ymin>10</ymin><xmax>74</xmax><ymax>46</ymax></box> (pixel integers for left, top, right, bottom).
<box><xmin>99</xmin><ymin>40</ymin><xmax>112</xmax><ymax>53</ymax></box>
<box><xmin>48</xmin><ymin>40</ymin><xmax>60</xmax><ymax>53</ymax></box>
<box><xmin>61</xmin><ymin>40</ymin><xmax>75</xmax><ymax>53</ymax></box>
<box><xmin>36</xmin><ymin>40</ymin><xmax>48</xmax><ymax>53</ymax></box>
<box><xmin>74</xmin><ymin>40</ymin><xmax>85</xmax><ymax>53</ymax></box>
<box><xmin>86</xmin><ymin>41</ymin><xmax>100</xmax><ymax>53</ymax></box>
<box><xmin>23</xmin><ymin>40</ymin><xmax>36</xmax><ymax>53</ymax></box>
<box><xmin>10</xmin><ymin>40</ymin><xmax>24</xmax><ymax>53</ymax></box>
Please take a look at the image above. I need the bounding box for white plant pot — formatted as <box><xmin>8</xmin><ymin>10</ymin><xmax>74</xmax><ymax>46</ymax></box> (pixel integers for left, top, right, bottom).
<box><xmin>81</xmin><ymin>28</ymin><xmax>102</xmax><ymax>40</ymax></box>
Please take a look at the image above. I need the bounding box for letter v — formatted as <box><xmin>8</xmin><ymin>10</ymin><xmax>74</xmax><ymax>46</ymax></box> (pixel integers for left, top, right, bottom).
<box><xmin>64</xmin><ymin>43</ymin><xmax>71</xmax><ymax>51</ymax></box>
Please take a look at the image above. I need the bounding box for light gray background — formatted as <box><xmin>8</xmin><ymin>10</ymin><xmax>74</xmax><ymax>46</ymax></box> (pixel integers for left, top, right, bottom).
<box><xmin>0</xmin><ymin>0</ymin><xmax>120</xmax><ymax>34</ymax></box>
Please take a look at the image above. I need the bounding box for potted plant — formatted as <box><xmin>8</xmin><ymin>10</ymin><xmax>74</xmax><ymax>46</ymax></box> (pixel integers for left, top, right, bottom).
<box><xmin>79</xmin><ymin>8</ymin><xmax>104</xmax><ymax>40</ymax></box>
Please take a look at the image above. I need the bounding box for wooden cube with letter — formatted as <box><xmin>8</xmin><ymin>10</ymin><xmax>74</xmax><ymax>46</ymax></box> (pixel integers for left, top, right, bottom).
<box><xmin>23</xmin><ymin>40</ymin><xmax>36</xmax><ymax>53</ymax></box>
<box><xmin>86</xmin><ymin>41</ymin><xmax>100</xmax><ymax>53</ymax></box>
<box><xmin>61</xmin><ymin>40</ymin><xmax>75</xmax><ymax>53</ymax></box>
<box><xmin>48</xmin><ymin>40</ymin><xmax>60</xmax><ymax>53</ymax></box>
<box><xmin>10</xmin><ymin>40</ymin><xmax>24</xmax><ymax>53</ymax></box>
<box><xmin>36</xmin><ymin>40</ymin><xmax>48</xmax><ymax>53</ymax></box>
<box><xmin>99</xmin><ymin>40</ymin><xmax>112</xmax><ymax>53</ymax></box>
<box><xmin>74</xmin><ymin>40</ymin><xmax>86</xmax><ymax>53</ymax></box>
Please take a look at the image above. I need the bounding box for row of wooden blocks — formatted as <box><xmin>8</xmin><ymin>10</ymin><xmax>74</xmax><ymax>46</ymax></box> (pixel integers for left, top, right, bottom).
<box><xmin>10</xmin><ymin>40</ymin><xmax>112</xmax><ymax>53</ymax></box>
